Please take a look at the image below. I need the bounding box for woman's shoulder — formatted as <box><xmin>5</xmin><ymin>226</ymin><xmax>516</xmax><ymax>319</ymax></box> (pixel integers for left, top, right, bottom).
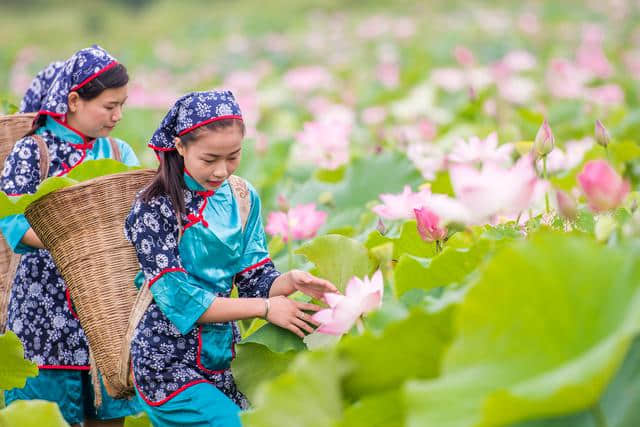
<box><xmin>128</xmin><ymin>191</ymin><xmax>177</xmax><ymax>224</ymax></box>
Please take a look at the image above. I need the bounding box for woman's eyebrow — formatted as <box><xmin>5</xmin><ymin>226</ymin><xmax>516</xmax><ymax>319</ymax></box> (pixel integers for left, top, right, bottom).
<box><xmin>202</xmin><ymin>148</ymin><xmax>242</xmax><ymax>157</ymax></box>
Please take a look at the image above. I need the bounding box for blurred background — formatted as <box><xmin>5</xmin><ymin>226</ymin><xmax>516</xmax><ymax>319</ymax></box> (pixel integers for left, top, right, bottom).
<box><xmin>1</xmin><ymin>0</ymin><xmax>640</xmax><ymax>216</ymax></box>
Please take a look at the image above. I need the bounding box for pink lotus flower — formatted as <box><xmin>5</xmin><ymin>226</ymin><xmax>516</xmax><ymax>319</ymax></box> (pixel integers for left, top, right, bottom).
<box><xmin>533</xmin><ymin>119</ymin><xmax>555</xmax><ymax>157</ymax></box>
<box><xmin>414</xmin><ymin>207</ymin><xmax>447</xmax><ymax>242</ymax></box>
<box><xmin>578</xmin><ymin>160</ymin><xmax>630</xmax><ymax>212</ymax></box>
<box><xmin>295</xmin><ymin>120</ymin><xmax>351</xmax><ymax>170</ymax></box>
<box><xmin>536</xmin><ymin>138</ymin><xmax>594</xmax><ymax>174</ymax></box>
<box><xmin>406</xmin><ymin>142</ymin><xmax>446</xmax><ymax>180</ymax></box>
<box><xmin>265</xmin><ymin>203</ymin><xmax>327</xmax><ymax>243</ymax></box>
<box><xmin>312</xmin><ymin>270</ymin><xmax>384</xmax><ymax>336</ymax></box>
<box><xmin>577</xmin><ymin>26</ymin><xmax>613</xmax><ymax>78</ymax></box>
<box><xmin>546</xmin><ymin>58</ymin><xmax>590</xmax><ymax>99</ymax></box>
<box><xmin>501</xmin><ymin>50</ymin><xmax>537</xmax><ymax>72</ymax></box>
<box><xmin>556</xmin><ymin>190</ymin><xmax>578</xmax><ymax>220</ymax></box>
<box><xmin>284</xmin><ymin>66</ymin><xmax>333</xmax><ymax>93</ymax></box>
<box><xmin>448</xmin><ymin>132</ymin><xmax>513</xmax><ymax>167</ymax></box>
<box><xmin>376</xmin><ymin>62</ymin><xmax>400</xmax><ymax>88</ymax></box>
<box><xmin>587</xmin><ymin>84</ymin><xmax>624</xmax><ymax>107</ymax></box>
<box><xmin>449</xmin><ymin>154</ymin><xmax>538</xmax><ymax>224</ymax></box>
<box><xmin>372</xmin><ymin>185</ymin><xmax>432</xmax><ymax>220</ymax></box>
<box><xmin>454</xmin><ymin>45</ymin><xmax>475</xmax><ymax>67</ymax></box>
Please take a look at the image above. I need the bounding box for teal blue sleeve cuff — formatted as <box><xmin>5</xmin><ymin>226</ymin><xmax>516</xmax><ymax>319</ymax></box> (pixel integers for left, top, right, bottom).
<box><xmin>150</xmin><ymin>271</ymin><xmax>216</xmax><ymax>335</ymax></box>
<box><xmin>0</xmin><ymin>214</ymin><xmax>35</xmax><ymax>254</ymax></box>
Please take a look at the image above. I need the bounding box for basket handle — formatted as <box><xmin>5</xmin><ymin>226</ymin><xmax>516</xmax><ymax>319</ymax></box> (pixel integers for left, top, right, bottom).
<box><xmin>32</xmin><ymin>134</ymin><xmax>50</xmax><ymax>181</ymax></box>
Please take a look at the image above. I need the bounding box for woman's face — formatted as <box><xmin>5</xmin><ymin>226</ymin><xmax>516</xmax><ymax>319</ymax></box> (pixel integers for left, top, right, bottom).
<box><xmin>66</xmin><ymin>85</ymin><xmax>128</xmax><ymax>139</ymax></box>
<box><xmin>175</xmin><ymin>124</ymin><xmax>243</xmax><ymax>191</ymax></box>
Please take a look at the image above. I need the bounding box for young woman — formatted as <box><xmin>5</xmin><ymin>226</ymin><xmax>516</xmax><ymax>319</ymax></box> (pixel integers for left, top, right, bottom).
<box><xmin>0</xmin><ymin>46</ymin><xmax>141</xmax><ymax>427</ymax></box>
<box><xmin>125</xmin><ymin>90</ymin><xmax>338</xmax><ymax>426</ymax></box>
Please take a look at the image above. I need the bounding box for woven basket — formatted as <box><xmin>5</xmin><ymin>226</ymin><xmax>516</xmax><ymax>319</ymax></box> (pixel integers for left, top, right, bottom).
<box><xmin>0</xmin><ymin>113</ymin><xmax>36</xmax><ymax>332</ymax></box>
<box><xmin>25</xmin><ymin>169</ymin><xmax>155</xmax><ymax>398</ymax></box>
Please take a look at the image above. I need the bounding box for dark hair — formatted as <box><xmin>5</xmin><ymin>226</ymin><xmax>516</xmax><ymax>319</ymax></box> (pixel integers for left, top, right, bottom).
<box><xmin>29</xmin><ymin>63</ymin><xmax>130</xmax><ymax>131</ymax></box>
<box><xmin>76</xmin><ymin>63</ymin><xmax>129</xmax><ymax>100</ymax></box>
<box><xmin>140</xmin><ymin>119</ymin><xmax>245</xmax><ymax>220</ymax></box>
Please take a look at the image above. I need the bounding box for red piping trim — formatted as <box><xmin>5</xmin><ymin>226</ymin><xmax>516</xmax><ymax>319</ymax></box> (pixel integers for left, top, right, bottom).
<box><xmin>131</xmin><ymin>360</ymin><xmax>211</xmax><ymax>407</ymax></box>
<box><xmin>177</xmin><ymin>115</ymin><xmax>243</xmax><ymax>136</ymax></box>
<box><xmin>148</xmin><ymin>144</ymin><xmax>175</xmax><ymax>152</ymax></box>
<box><xmin>65</xmin><ymin>288</ymin><xmax>79</xmax><ymax>319</ymax></box>
<box><xmin>196</xmin><ymin>325</ymin><xmax>235</xmax><ymax>375</ymax></box>
<box><xmin>6</xmin><ymin>193</ymin><xmax>23</xmax><ymax>197</ymax></box>
<box><xmin>147</xmin><ymin>267</ymin><xmax>186</xmax><ymax>288</ymax></box>
<box><xmin>55</xmin><ymin>150</ymin><xmax>88</xmax><ymax>177</ymax></box>
<box><xmin>184</xmin><ymin>196</ymin><xmax>210</xmax><ymax>230</ymax></box>
<box><xmin>39</xmin><ymin>365</ymin><xmax>91</xmax><ymax>371</ymax></box>
<box><xmin>238</xmin><ymin>258</ymin><xmax>271</xmax><ymax>275</ymax></box>
<box><xmin>70</xmin><ymin>61</ymin><xmax>119</xmax><ymax>91</ymax></box>
<box><xmin>51</xmin><ymin>117</ymin><xmax>93</xmax><ymax>145</ymax></box>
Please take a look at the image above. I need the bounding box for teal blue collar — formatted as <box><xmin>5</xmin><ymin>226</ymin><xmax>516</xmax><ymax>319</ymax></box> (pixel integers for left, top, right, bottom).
<box><xmin>184</xmin><ymin>169</ymin><xmax>208</xmax><ymax>192</ymax></box>
<box><xmin>40</xmin><ymin>116</ymin><xmax>94</xmax><ymax>147</ymax></box>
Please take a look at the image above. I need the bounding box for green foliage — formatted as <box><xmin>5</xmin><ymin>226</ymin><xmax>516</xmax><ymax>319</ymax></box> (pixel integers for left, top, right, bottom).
<box><xmin>404</xmin><ymin>232</ymin><xmax>640</xmax><ymax>426</ymax></box>
<box><xmin>296</xmin><ymin>234</ymin><xmax>374</xmax><ymax>293</ymax></box>
<box><xmin>0</xmin><ymin>332</ymin><xmax>38</xmax><ymax>391</ymax></box>
<box><xmin>0</xmin><ymin>400</ymin><xmax>68</xmax><ymax>427</ymax></box>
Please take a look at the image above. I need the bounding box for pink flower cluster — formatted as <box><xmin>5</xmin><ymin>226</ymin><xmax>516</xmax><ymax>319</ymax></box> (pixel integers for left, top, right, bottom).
<box><xmin>265</xmin><ymin>203</ymin><xmax>327</xmax><ymax>243</ymax></box>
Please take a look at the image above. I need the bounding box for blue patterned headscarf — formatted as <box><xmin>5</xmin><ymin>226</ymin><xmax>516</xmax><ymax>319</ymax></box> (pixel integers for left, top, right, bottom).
<box><xmin>148</xmin><ymin>90</ymin><xmax>243</xmax><ymax>152</ymax></box>
<box><xmin>38</xmin><ymin>45</ymin><xmax>118</xmax><ymax>118</ymax></box>
<box><xmin>20</xmin><ymin>61</ymin><xmax>65</xmax><ymax>113</ymax></box>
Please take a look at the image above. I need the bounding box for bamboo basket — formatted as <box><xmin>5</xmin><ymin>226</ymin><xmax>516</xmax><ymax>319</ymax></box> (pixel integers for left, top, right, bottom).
<box><xmin>0</xmin><ymin>113</ymin><xmax>36</xmax><ymax>332</ymax></box>
<box><xmin>25</xmin><ymin>169</ymin><xmax>155</xmax><ymax>397</ymax></box>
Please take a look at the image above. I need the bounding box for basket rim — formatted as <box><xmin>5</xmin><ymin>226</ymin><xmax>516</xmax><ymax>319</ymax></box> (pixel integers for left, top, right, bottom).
<box><xmin>24</xmin><ymin>168</ymin><xmax>156</xmax><ymax>215</ymax></box>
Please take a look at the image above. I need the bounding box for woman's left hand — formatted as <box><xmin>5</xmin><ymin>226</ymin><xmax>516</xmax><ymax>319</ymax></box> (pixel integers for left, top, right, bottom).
<box><xmin>287</xmin><ymin>270</ymin><xmax>339</xmax><ymax>300</ymax></box>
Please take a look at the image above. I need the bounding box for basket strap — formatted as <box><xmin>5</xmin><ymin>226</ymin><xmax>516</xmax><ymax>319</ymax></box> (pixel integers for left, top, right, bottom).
<box><xmin>0</xmin><ymin>253</ymin><xmax>21</xmax><ymax>333</ymax></box>
<box><xmin>89</xmin><ymin>350</ymin><xmax>103</xmax><ymax>408</ymax></box>
<box><xmin>108</xmin><ymin>137</ymin><xmax>122</xmax><ymax>163</ymax></box>
<box><xmin>32</xmin><ymin>134</ymin><xmax>50</xmax><ymax>181</ymax></box>
<box><xmin>121</xmin><ymin>279</ymin><xmax>154</xmax><ymax>392</ymax></box>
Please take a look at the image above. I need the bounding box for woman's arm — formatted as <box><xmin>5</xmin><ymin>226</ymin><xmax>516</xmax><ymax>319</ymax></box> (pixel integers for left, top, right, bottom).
<box><xmin>197</xmin><ymin>295</ymin><xmax>321</xmax><ymax>338</ymax></box>
<box><xmin>20</xmin><ymin>228</ymin><xmax>45</xmax><ymax>249</ymax></box>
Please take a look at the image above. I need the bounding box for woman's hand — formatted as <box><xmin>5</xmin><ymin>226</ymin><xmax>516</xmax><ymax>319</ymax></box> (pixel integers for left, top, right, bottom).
<box><xmin>286</xmin><ymin>270</ymin><xmax>339</xmax><ymax>301</ymax></box>
<box><xmin>266</xmin><ymin>296</ymin><xmax>322</xmax><ymax>338</ymax></box>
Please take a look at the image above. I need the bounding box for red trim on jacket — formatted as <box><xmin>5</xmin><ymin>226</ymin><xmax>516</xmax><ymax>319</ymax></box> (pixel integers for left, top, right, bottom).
<box><xmin>147</xmin><ymin>267</ymin><xmax>187</xmax><ymax>288</ymax></box>
<box><xmin>238</xmin><ymin>258</ymin><xmax>271</xmax><ymax>275</ymax></box>
<box><xmin>195</xmin><ymin>325</ymin><xmax>236</xmax><ymax>376</ymax></box>
<box><xmin>65</xmin><ymin>288</ymin><xmax>79</xmax><ymax>319</ymax></box>
<box><xmin>130</xmin><ymin>359</ymin><xmax>211</xmax><ymax>407</ymax></box>
<box><xmin>39</xmin><ymin>365</ymin><xmax>91</xmax><ymax>371</ymax></box>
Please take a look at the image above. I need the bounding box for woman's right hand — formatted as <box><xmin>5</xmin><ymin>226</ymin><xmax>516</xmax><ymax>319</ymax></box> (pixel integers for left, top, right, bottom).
<box><xmin>265</xmin><ymin>296</ymin><xmax>322</xmax><ymax>338</ymax></box>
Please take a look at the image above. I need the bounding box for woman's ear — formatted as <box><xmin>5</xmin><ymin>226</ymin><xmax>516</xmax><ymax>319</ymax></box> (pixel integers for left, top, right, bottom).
<box><xmin>67</xmin><ymin>91</ymin><xmax>80</xmax><ymax>113</ymax></box>
<box><xmin>174</xmin><ymin>137</ymin><xmax>185</xmax><ymax>156</ymax></box>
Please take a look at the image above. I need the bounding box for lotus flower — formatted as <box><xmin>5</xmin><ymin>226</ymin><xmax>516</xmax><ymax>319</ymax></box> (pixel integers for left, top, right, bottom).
<box><xmin>265</xmin><ymin>203</ymin><xmax>327</xmax><ymax>243</ymax></box>
<box><xmin>312</xmin><ymin>271</ymin><xmax>384</xmax><ymax>336</ymax></box>
<box><xmin>296</xmin><ymin>120</ymin><xmax>351</xmax><ymax>170</ymax></box>
<box><xmin>372</xmin><ymin>185</ymin><xmax>432</xmax><ymax>220</ymax></box>
<box><xmin>414</xmin><ymin>207</ymin><xmax>447</xmax><ymax>242</ymax></box>
<box><xmin>533</xmin><ymin>119</ymin><xmax>554</xmax><ymax>157</ymax></box>
<box><xmin>448</xmin><ymin>132</ymin><xmax>513</xmax><ymax>167</ymax></box>
<box><xmin>578</xmin><ymin>160</ymin><xmax>630</xmax><ymax>212</ymax></box>
<box><xmin>556</xmin><ymin>190</ymin><xmax>578</xmax><ymax>220</ymax></box>
<box><xmin>448</xmin><ymin>154</ymin><xmax>538</xmax><ymax>224</ymax></box>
